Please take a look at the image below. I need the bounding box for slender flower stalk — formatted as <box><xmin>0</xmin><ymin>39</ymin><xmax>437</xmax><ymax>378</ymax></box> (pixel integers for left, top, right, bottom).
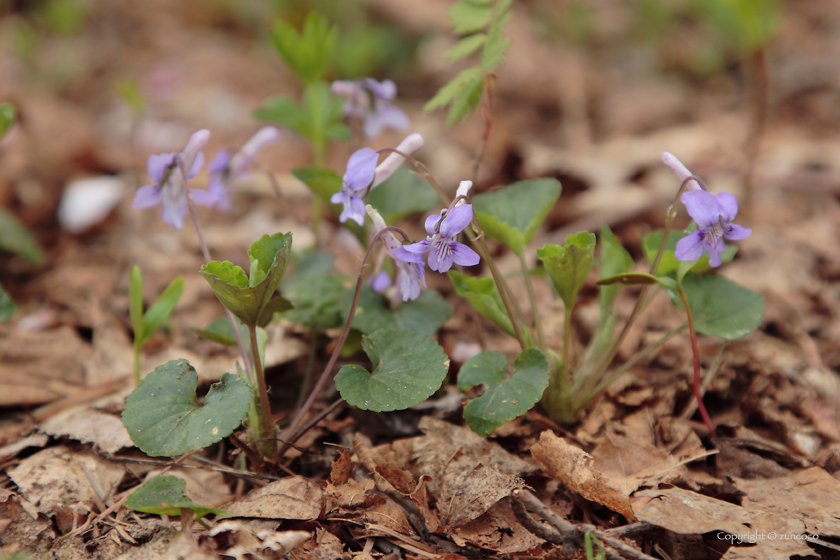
<box><xmin>277</xmin><ymin>226</ymin><xmax>413</xmax><ymax>460</ymax></box>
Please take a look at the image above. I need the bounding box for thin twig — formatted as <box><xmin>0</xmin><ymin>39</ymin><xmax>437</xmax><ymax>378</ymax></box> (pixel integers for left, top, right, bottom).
<box><xmin>511</xmin><ymin>489</ymin><xmax>658</xmax><ymax>560</ymax></box>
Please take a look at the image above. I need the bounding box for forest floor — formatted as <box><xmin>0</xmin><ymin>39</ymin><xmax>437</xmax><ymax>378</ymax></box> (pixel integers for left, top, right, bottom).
<box><xmin>2</xmin><ymin>1</ymin><xmax>840</xmax><ymax>559</ymax></box>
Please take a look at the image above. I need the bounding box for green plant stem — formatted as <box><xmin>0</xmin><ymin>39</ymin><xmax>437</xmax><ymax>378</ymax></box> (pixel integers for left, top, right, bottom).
<box><xmin>587</xmin><ymin>175</ymin><xmax>709</xmax><ymax>390</ymax></box>
<box><xmin>585</xmin><ymin>324</ymin><xmax>687</xmax><ymax>401</ymax></box>
<box><xmin>677</xmin><ymin>285</ymin><xmax>715</xmax><ymax>436</ymax></box>
<box><xmin>519</xmin><ymin>252</ymin><xmax>546</xmax><ymax>350</ymax></box>
<box><xmin>248</xmin><ymin>324</ymin><xmax>275</xmax><ymax>457</ymax></box>
<box><xmin>391</xmin><ymin>153</ymin><xmax>529</xmax><ymax>349</ymax></box>
<box><xmin>276</xmin><ymin>227</ymin><xmax>411</xmax><ymax>460</ymax></box>
<box><xmin>133</xmin><ymin>348</ymin><xmax>141</xmax><ymax>385</ymax></box>
<box><xmin>562</xmin><ymin>307</ymin><xmax>572</xmax><ymax>380</ymax></box>
<box><xmin>184</xmin><ymin>183</ymin><xmax>254</xmax><ymax>385</ymax></box>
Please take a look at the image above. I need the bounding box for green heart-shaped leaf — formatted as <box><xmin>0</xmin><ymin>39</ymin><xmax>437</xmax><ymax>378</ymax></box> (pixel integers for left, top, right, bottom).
<box><xmin>670</xmin><ymin>274</ymin><xmax>764</xmax><ymax>341</ymax></box>
<box><xmin>282</xmin><ymin>272</ymin><xmax>347</xmax><ymax>330</ymax></box>
<box><xmin>342</xmin><ymin>286</ymin><xmax>452</xmax><ymax>336</ymax></box>
<box><xmin>449</xmin><ymin>270</ymin><xmax>514</xmax><ymax>337</ymax></box>
<box><xmin>335</xmin><ymin>329</ymin><xmax>449</xmax><ymax>412</ymax></box>
<box><xmin>537</xmin><ymin>231</ymin><xmax>596</xmax><ymax>309</ymax></box>
<box><xmin>458</xmin><ymin>348</ymin><xmax>549</xmax><ymax>436</ymax></box>
<box><xmin>472</xmin><ymin>178</ymin><xmax>561</xmax><ymax>255</ymax></box>
<box><xmin>126</xmin><ymin>475</ymin><xmax>229</xmax><ymax>519</ymax></box>
<box><xmin>121</xmin><ymin>360</ymin><xmax>252</xmax><ymax>457</ymax></box>
<box><xmin>201</xmin><ymin>233</ymin><xmax>292</xmax><ymax>327</ymax></box>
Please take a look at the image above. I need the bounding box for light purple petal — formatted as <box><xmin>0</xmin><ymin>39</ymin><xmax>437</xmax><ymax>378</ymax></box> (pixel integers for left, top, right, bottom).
<box><xmin>662</xmin><ymin>152</ymin><xmax>700</xmax><ymax>191</ymax></box>
<box><xmin>440</xmin><ymin>204</ymin><xmax>473</xmax><ymax>238</ymax></box>
<box><xmin>427</xmin><ymin>238</ymin><xmax>455</xmax><ymax>273</ymax></box>
<box><xmin>398</xmin><ymin>266</ymin><xmax>423</xmax><ymax>301</ymax></box>
<box><xmin>208</xmin><ymin>149</ymin><xmax>230</xmax><ymax>174</ymax></box>
<box><xmin>395</xmin><ymin>240</ymin><xmax>430</xmax><ymax>262</ymax></box>
<box><xmin>424</xmin><ymin>213</ymin><xmax>441</xmax><ymax>235</ymax></box>
<box><xmin>181</xmin><ymin>129</ymin><xmax>210</xmax><ymax>173</ymax></box>
<box><xmin>331</xmin><ymin>80</ymin><xmax>358</xmax><ymax>97</ymax></box>
<box><xmin>715</xmin><ymin>192</ymin><xmax>739</xmax><ymax>223</ymax></box>
<box><xmin>230</xmin><ymin>126</ymin><xmax>279</xmax><ymax>175</ymax></box>
<box><xmin>723</xmin><ymin>223</ymin><xmax>751</xmax><ymax>241</ymax></box>
<box><xmin>160</xmin><ymin>191</ymin><xmax>187</xmax><ymax>230</ymax></box>
<box><xmin>147</xmin><ymin>153</ymin><xmax>175</xmax><ymax>183</ymax></box>
<box><xmin>362</xmin><ymin>78</ymin><xmax>397</xmax><ymax>101</ymax></box>
<box><xmin>450</xmin><ymin>242</ymin><xmax>480</xmax><ymax>267</ymax></box>
<box><xmin>331</xmin><ymin>189</ymin><xmax>349</xmax><ymax>206</ymax></box>
<box><xmin>706</xmin><ymin>246</ymin><xmax>723</xmax><ymax>267</ymax></box>
<box><xmin>681</xmin><ymin>190</ymin><xmax>720</xmax><ymax>229</ymax></box>
<box><xmin>339</xmin><ymin>194</ymin><xmax>366</xmax><ymax>226</ymax></box>
<box><xmin>674</xmin><ymin>231</ymin><xmax>706</xmax><ymax>262</ymax></box>
<box><xmin>132</xmin><ymin>185</ymin><xmax>163</xmax><ymax>209</ymax></box>
<box><xmin>704</xmin><ymin>235</ymin><xmax>726</xmax><ymax>265</ymax></box>
<box><xmin>343</xmin><ymin>148</ymin><xmax>378</xmax><ymax>191</ymax></box>
<box><xmin>369</xmin><ymin>270</ymin><xmax>392</xmax><ymax>293</ymax></box>
<box><xmin>189</xmin><ymin>187</ymin><xmax>218</xmax><ymax>208</ymax></box>
<box><xmin>185</xmin><ymin>151</ymin><xmax>205</xmax><ymax>179</ymax></box>
<box><xmin>362</xmin><ymin>103</ymin><xmax>409</xmax><ymax>139</ymax></box>
<box><xmin>371</xmin><ymin>132</ymin><xmax>424</xmax><ymax>189</ymax></box>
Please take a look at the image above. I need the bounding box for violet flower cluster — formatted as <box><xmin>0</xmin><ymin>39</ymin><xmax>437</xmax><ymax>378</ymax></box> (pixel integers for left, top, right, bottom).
<box><xmin>331</xmin><ymin>132</ymin><xmax>424</xmax><ymax>226</ymax></box>
<box><xmin>133</xmin><ymin>127</ymin><xmax>279</xmax><ymax>229</ymax></box>
<box><xmin>662</xmin><ymin>153</ymin><xmax>751</xmax><ymax>267</ymax></box>
<box><xmin>331</xmin><ymin>78</ymin><xmax>409</xmax><ymax>139</ymax></box>
<box><xmin>396</xmin><ymin>181</ymin><xmax>480</xmax><ymax>273</ymax></box>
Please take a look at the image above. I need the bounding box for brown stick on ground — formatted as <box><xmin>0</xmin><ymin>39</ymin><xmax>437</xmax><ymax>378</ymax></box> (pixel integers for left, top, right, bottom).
<box><xmin>511</xmin><ymin>488</ymin><xmax>656</xmax><ymax>560</ymax></box>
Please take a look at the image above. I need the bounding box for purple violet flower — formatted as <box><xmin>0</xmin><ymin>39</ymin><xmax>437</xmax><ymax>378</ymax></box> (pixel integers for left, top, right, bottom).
<box><xmin>331</xmin><ymin>78</ymin><xmax>409</xmax><ymax>139</ymax></box>
<box><xmin>192</xmin><ymin>126</ymin><xmax>280</xmax><ymax>212</ymax></box>
<box><xmin>396</xmin><ymin>203</ymin><xmax>480</xmax><ymax>273</ymax></box>
<box><xmin>675</xmin><ymin>190</ymin><xmax>751</xmax><ymax>267</ymax></box>
<box><xmin>331</xmin><ymin>147</ymin><xmax>379</xmax><ymax>226</ymax></box>
<box><xmin>132</xmin><ymin>129</ymin><xmax>210</xmax><ymax>229</ymax></box>
<box><xmin>366</xmin><ymin>205</ymin><xmax>427</xmax><ymax>301</ymax></box>
<box><xmin>331</xmin><ymin>133</ymin><xmax>424</xmax><ymax>226</ymax></box>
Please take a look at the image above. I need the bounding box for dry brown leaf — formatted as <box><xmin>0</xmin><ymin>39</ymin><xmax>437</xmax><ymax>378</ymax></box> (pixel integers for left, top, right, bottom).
<box><xmin>289</xmin><ymin>527</ymin><xmax>343</xmax><ymax>560</ymax></box>
<box><xmin>0</xmin><ymin>325</ymin><xmax>90</xmax><ymax>406</ymax></box>
<box><xmin>409</xmin><ymin>418</ymin><xmax>533</xmax><ymax>528</ymax></box>
<box><xmin>0</xmin><ymin>488</ymin><xmax>54</xmax><ymax>553</ymax></box>
<box><xmin>592</xmin><ymin>433</ymin><xmax>686</xmax><ymax>493</ymax></box>
<box><xmin>204</xmin><ymin>520</ymin><xmax>310</xmax><ymax>560</ymax></box>
<box><xmin>531</xmin><ymin>430</ymin><xmax>635</xmax><ymax>519</ymax></box>
<box><xmin>328</xmin><ymin>447</ymin><xmax>352</xmax><ymax>486</ymax></box>
<box><xmin>0</xmin><ymin>434</ymin><xmax>49</xmax><ymax>460</ymax></box>
<box><xmin>451</xmin><ymin>497</ymin><xmax>543</xmax><ymax>554</ymax></box>
<box><xmin>229</xmin><ymin>476</ymin><xmax>323</xmax><ymax>520</ymax></box>
<box><xmin>324</xmin><ymin>477</ymin><xmax>378</xmax><ymax>514</ymax></box>
<box><xmin>40</xmin><ymin>407</ymin><xmax>133</xmax><ymax>454</ymax></box>
<box><xmin>632</xmin><ymin>487</ymin><xmax>752</xmax><ymax>536</ymax></box>
<box><xmin>734</xmin><ymin>468</ymin><xmax>840</xmax><ymax>537</ymax></box>
<box><xmin>8</xmin><ymin>446</ymin><xmax>124</xmax><ymax>515</ymax></box>
<box><xmin>113</xmin><ymin>528</ymin><xmax>218</xmax><ymax>560</ymax></box>
<box><xmin>633</xmin><ymin>469</ymin><xmax>838</xmax><ymax>559</ymax></box>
